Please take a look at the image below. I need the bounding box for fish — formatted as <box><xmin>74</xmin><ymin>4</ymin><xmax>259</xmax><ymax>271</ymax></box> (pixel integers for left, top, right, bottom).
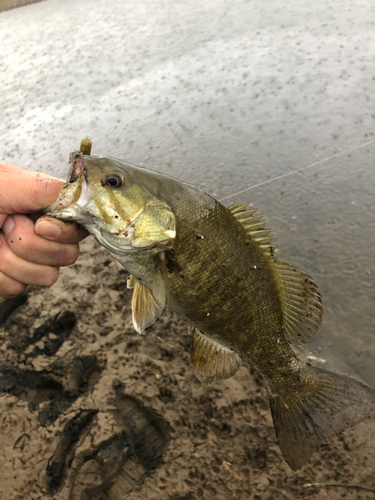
<box><xmin>49</xmin><ymin>144</ymin><xmax>375</xmax><ymax>471</ymax></box>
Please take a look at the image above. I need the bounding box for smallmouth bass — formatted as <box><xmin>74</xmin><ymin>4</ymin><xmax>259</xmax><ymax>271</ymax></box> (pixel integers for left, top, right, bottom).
<box><xmin>49</xmin><ymin>145</ymin><xmax>375</xmax><ymax>470</ymax></box>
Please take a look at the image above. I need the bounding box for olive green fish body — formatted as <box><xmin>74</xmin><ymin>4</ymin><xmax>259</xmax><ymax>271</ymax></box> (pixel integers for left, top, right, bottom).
<box><xmin>50</xmin><ymin>149</ymin><xmax>375</xmax><ymax>470</ymax></box>
<box><xmin>158</xmin><ymin>195</ymin><xmax>298</xmax><ymax>392</ymax></box>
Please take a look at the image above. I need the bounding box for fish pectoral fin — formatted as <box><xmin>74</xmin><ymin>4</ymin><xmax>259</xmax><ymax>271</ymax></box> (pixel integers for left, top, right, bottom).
<box><xmin>273</xmin><ymin>261</ymin><xmax>323</xmax><ymax>344</ymax></box>
<box><xmin>191</xmin><ymin>327</ymin><xmax>242</xmax><ymax>385</ymax></box>
<box><xmin>127</xmin><ymin>274</ymin><xmax>137</xmax><ymax>289</ymax></box>
<box><xmin>132</xmin><ymin>280</ymin><xmax>163</xmax><ymax>334</ymax></box>
<box><xmin>151</xmin><ymin>261</ymin><xmax>170</xmax><ymax>312</ymax></box>
<box><xmin>130</xmin><ymin>255</ymin><xmax>170</xmax><ymax>334</ymax></box>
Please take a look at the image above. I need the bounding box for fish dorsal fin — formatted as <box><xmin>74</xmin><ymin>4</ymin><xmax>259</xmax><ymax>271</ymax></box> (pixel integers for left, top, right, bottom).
<box><xmin>191</xmin><ymin>327</ymin><xmax>242</xmax><ymax>385</ymax></box>
<box><xmin>273</xmin><ymin>261</ymin><xmax>323</xmax><ymax>344</ymax></box>
<box><xmin>227</xmin><ymin>202</ymin><xmax>278</xmax><ymax>259</ymax></box>
<box><xmin>130</xmin><ymin>279</ymin><xmax>163</xmax><ymax>334</ymax></box>
<box><xmin>227</xmin><ymin>203</ymin><xmax>322</xmax><ymax>343</ymax></box>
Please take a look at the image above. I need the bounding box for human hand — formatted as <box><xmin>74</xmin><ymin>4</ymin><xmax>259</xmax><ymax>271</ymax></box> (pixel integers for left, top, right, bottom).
<box><xmin>0</xmin><ymin>163</ymin><xmax>88</xmax><ymax>300</ymax></box>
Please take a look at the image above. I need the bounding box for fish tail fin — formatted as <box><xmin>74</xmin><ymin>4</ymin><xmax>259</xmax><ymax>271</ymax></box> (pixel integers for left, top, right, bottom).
<box><xmin>269</xmin><ymin>366</ymin><xmax>375</xmax><ymax>470</ymax></box>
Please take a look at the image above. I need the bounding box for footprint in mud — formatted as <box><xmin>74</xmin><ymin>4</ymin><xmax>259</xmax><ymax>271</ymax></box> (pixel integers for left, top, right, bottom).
<box><xmin>1</xmin><ymin>298</ymin><xmax>171</xmax><ymax>499</ymax></box>
<box><xmin>28</xmin><ymin>310</ymin><xmax>77</xmax><ymax>357</ymax></box>
<box><xmin>46</xmin><ymin>380</ymin><xmax>170</xmax><ymax>500</ymax></box>
<box><xmin>0</xmin><ymin>305</ymin><xmax>103</xmax><ymax>425</ymax></box>
<box><xmin>0</xmin><ymin>353</ymin><xmax>102</xmax><ymax>426</ymax></box>
<box><xmin>0</xmin><ymin>292</ymin><xmax>29</xmax><ymax>325</ymax></box>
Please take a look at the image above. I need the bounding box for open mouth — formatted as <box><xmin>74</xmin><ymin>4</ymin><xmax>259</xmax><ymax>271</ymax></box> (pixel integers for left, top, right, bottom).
<box><xmin>65</xmin><ymin>151</ymin><xmax>86</xmax><ymax>186</ymax></box>
<box><xmin>48</xmin><ymin>150</ymin><xmax>96</xmax><ymax>220</ymax></box>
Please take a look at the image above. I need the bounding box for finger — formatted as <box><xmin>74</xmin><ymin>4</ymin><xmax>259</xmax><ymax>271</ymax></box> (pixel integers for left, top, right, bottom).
<box><xmin>0</xmin><ymin>164</ymin><xmax>65</xmax><ymax>214</ymax></box>
<box><xmin>35</xmin><ymin>216</ymin><xmax>89</xmax><ymax>244</ymax></box>
<box><xmin>0</xmin><ymin>233</ymin><xmax>59</xmax><ymax>287</ymax></box>
<box><xmin>2</xmin><ymin>215</ymin><xmax>80</xmax><ymax>267</ymax></box>
<box><xmin>0</xmin><ymin>271</ymin><xmax>27</xmax><ymax>299</ymax></box>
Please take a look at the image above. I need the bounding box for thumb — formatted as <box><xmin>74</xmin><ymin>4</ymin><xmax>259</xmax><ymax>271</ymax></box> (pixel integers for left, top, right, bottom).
<box><xmin>0</xmin><ymin>164</ymin><xmax>65</xmax><ymax>214</ymax></box>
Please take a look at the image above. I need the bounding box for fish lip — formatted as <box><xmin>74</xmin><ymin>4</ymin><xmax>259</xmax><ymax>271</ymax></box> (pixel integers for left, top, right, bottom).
<box><xmin>49</xmin><ymin>207</ymin><xmax>78</xmax><ymax>221</ymax></box>
<box><xmin>47</xmin><ymin>204</ymin><xmax>96</xmax><ymax>226</ymax></box>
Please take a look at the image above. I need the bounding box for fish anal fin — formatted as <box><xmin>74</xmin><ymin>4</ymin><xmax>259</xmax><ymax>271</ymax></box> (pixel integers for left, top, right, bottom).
<box><xmin>191</xmin><ymin>327</ymin><xmax>242</xmax><ymax>385</ymax></box>
<box><xmin>269</xmin><ymin>366</ymin><xmax>375</xmax><ymax>470</ymax></box>
<box><xmin>273</xmin><ymin>261</ymin><xmax>323</xmax><ymax>344</ymax></box>
<box><xmin>132</xmin><ymin>280</ymin><xmax>163</xmax><ymax>334</ymax></box>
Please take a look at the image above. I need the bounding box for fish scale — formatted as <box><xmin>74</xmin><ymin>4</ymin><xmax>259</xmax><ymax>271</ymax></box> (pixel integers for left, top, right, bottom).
<box><xmin>166</xmin><ymin>201</ymin><xmax>284</xmax><ymax>361</ymax></box>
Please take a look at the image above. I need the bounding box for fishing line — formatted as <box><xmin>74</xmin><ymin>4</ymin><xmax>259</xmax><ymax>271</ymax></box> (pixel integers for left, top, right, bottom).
<box><xmin>219</xmin><ymin>138</ymin><xmax>375</xmax><ymax>202</ymax></box>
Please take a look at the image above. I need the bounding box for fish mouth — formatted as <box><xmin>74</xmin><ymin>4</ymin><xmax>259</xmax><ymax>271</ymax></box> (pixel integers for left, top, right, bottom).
<box><xmin>48</xmin><ymin>151</ymin><xmax>93</xmax><ymax>219</ymax></box>
<box><xmin>49</xmin><ymin>177</ymin><xmax>97</xmax><ymax>224</ymax></box>
<box><xmin>42</xmin><ymin>151</ymin><xmax>88</xmax><ymax>216</ymax></box>
<box><xmin>66</xmin><ymin>151</ymin><xmax>87</xmax><ymax>186</ymax></box>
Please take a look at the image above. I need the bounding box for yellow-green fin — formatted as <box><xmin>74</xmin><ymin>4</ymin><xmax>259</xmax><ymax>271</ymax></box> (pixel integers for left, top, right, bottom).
<box><xmin>127</xmin><ymin>274</ymin><xmax>137</xmax><ymax>289</ymax></box>
<box><xmin>228</xmin><ymin>203</ymin><xmax>322</xmax><ymax>343</ymax></box>
<box><xmin>129</xmin><ymin>261</ymin><xmax>170</xmax><ymax>334</ymax></box>
<box><xmin>131</xmin><ymin>279</ymin><xmax>163</xmax><ymax>334</ymax></box>
<box><xmin>151</xmin><ymin>261</ymin><xmax>170</xmax><ymax>313</ymax></box>
<box><xmin>273</xmin><ymin>261</ymin><xmax>323</xmax><ymax>344</ymax></box>
<box><xmin>228</xmin><ymin>202</ymin><xmax>278</xmax><ymax>259</ymax></box>
<box><xmin>191</xmin><ymin>327</ymin><xmax>242</xmax><ymax>385</ymax></box>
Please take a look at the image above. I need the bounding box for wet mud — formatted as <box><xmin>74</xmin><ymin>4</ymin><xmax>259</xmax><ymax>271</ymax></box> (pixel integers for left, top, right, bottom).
<box><xmin>0</xmin><ymin>238</ymin><xmax>374</xmax><ymax>499</ymax></box>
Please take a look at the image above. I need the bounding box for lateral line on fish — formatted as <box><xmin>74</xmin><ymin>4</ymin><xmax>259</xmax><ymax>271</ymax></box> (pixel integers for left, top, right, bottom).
<box><xmin>219</xmin><ymin>138</ymin><xmax>375</xmax><ymax>202</ymax></box>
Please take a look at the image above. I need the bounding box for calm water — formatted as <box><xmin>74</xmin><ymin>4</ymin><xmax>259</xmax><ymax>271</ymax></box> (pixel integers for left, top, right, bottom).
<box><xmin>1</xmin><ymin>0</ymin><xmax>374</xmax><ymax>385</ymax></box>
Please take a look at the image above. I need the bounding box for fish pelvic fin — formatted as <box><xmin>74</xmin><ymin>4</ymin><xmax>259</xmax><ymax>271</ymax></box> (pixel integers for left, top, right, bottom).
<box><xmin>272</xmin><ymin>261</ymin><xmax>323</xmax><ymax>344</ymax></box>
<box><xmin>191</xmin><ymin>327</ymin><xmax>242</xmax><ymax>385</ymax></box>
<box><xmin>269</xmin><ymin>366</ymin><xmax>375</xmax><ymax>470</ymax></box>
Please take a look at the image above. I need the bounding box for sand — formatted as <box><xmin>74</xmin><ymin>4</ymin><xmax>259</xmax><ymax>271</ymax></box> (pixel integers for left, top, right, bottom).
<box><xmin>0</xmin><ymin>237</ymin><xmax>374</xmax><ymax>500</ymax></box>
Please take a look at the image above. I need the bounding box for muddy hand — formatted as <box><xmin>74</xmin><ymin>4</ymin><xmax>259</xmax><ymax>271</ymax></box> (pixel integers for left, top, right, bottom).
<box><xmin>0</xmin><ymin>163</ymin><xmax>88</xmax><ymax>300</ymax></box>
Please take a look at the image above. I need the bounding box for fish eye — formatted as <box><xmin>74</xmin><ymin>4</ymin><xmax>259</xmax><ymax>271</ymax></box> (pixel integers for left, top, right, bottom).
<box><xmin>104</xmin><ymin>174</ymin><xmax>124</xmax><ymax>188</ymax></box>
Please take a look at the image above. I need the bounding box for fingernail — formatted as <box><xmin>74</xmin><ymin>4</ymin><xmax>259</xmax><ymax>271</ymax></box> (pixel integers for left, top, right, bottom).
<box><xmin>2</xmin><ymin>216</ymin><xmax>15</xmax><ymax>236</ymax></box>
<box><xmin>36</xmin><ymin>221</ymin><xmax>62</xmax><ymax>240</ymax></box>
